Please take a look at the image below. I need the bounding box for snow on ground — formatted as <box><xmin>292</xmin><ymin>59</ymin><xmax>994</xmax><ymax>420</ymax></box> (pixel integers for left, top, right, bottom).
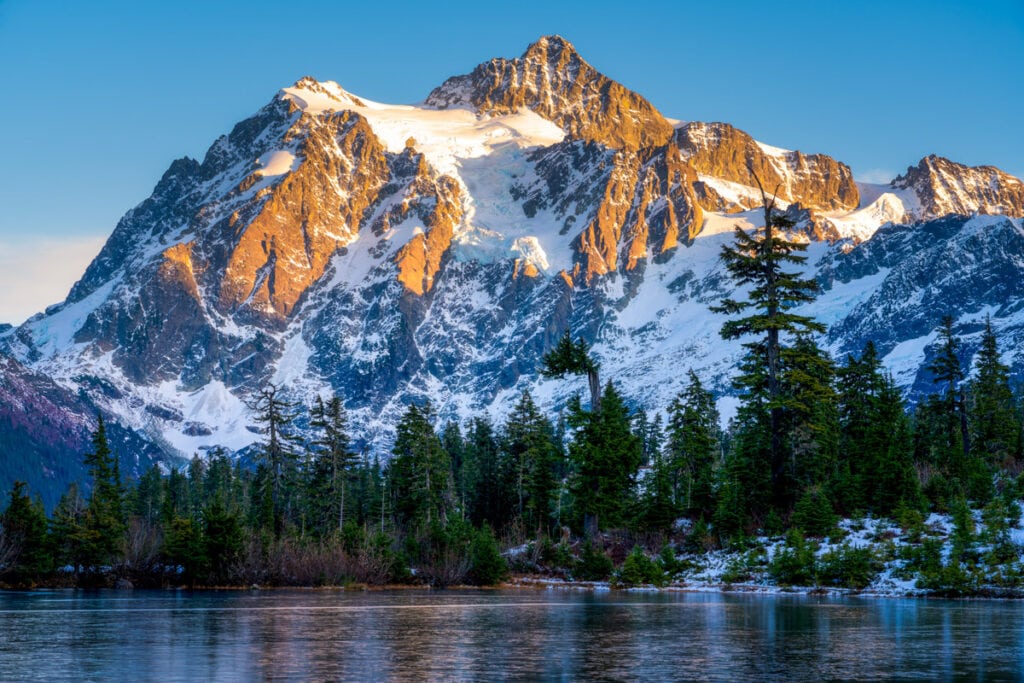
<box><xmin>513</xmin><ymin>506</ymin><xmax>1024</xmax><ymax>598</ymax></box>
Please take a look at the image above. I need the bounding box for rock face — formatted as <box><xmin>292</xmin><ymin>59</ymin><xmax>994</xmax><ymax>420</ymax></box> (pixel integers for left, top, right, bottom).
<box><xmin>677</xmin><ymin>122</ymin><xmax>860</xmax><ymax>213</ymax></box>
<box><xmin>426</xmin><ymin>35</ymin><xmax>675</xmax><ymax>151</ymax></box>
<box><xmin>891</xmin><ymin>155</ymin><xmax>1024</xmax><ymax>220</ymax></box>
<box><xmin>5</xmin><ymin>36</ymin><xmax>1024</xmax><ymax>501</ymax></box>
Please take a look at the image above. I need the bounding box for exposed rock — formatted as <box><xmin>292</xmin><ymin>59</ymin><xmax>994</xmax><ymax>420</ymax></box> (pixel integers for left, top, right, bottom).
<box><xmin>891</xmin><ymin>155</ymin><xmax>1024</xmax><ymax>220</ymax></box>
<box><xmin>676</xmin><ymin>122</ymin><xmax>859</xmax><ymax>213</ymax></box>
<box><xmin>426</xmin><ymin>35</ymin><xmax>674</xmax><ymax>151</ymax></box>
<box><xmin>5</xmin><ymin>39</ymin><xmax>1024</xmax><ymax>503</ymax></box>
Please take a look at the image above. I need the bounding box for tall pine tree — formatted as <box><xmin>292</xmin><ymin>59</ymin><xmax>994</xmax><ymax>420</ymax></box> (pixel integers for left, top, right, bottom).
<box><xmin>710</xmin><ymin>175</ymin><xmax>825</xmax><ymax>518</ymax></box>
<box><xmin>665</xmin><ymin>370</ymin><xmax>720</xmax><ymax>519</ymax></box>
<box><xmin>968</xmin><ymin>317</ymin><xmax>1019</xmax><ymax>469</ymax></box>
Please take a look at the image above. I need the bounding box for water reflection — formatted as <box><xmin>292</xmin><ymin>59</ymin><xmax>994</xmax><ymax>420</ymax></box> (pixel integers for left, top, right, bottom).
<box><xmin>1</xmin><ymin>589</ymin><xmax>1023</xmax><ymax>680</ymax></box>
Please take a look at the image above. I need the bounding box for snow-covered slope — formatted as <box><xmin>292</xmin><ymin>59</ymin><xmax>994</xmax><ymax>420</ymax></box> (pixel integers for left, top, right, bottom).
<box><xmin>4</xmin><ymin>36</ymin><xmax>1024</xmax><ymax>476</ymax></box>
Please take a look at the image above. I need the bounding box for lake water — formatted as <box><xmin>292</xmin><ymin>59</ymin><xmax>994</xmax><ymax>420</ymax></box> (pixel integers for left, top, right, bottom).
<box><xmin>1</xmin><ymin>588</ymin><xmax>1022</xmax><ymax>681</ymax></box>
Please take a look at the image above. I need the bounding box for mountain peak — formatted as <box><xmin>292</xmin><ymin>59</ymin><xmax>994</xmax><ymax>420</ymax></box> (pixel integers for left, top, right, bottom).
<box><xmin>425</xmin><ymin>36</ymin><xmax>673</xmax><ymax>150</ymax></box>
<box><xmin>282</xmin><ymin>76</ymin><xmax>366</xmax><ymax>111</ymax></box>
<box><xmin>522</xmin><ymin>34</ymin><xmax>579</xmax><ymax>61</ymax></box>
<box><xmin>891</xmin><ymin>154</ymin><xmax>1024</xmax><ymax>219</ymax></box>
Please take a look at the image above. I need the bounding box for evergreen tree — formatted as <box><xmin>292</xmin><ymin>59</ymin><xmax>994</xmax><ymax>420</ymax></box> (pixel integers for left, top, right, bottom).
<box><xmin>835</xmin><ymin>342</ymin><xmax>884</xmax><ymax>510</ymax></box>
<box><xmin>968</xmin><ymin>317</ymin><xmax>1019</xmax><ymax>468</ymax></box>
<box><xmin>81</xmin><ymin>416</ymin><xmax>126</xmax><ymax>569</ymax></box>
<box><xmin>922</xmin><ymin>317</ymin><xmax>990</xmax><ymax>502</ymax></box>
<box><xmin>441</xmin><ymin>421</ymin><xmax>466</xmax><ymax>491</ymax></box>
<box><xmin>133</xmin><ymin>464</ymin><xmax>164</xmax><ymax>526</ymax></box>
<box><xmin>710</xmin><ymin>176</ymin><xmax>825</xmax><ymax>514</ymax></box>
<box><xmin>714</xmin><ymin>397</ymin><xmax>772</xmax><ymax>538</ymax></box>
<box><xmin>927</xmin><ymin>316</ymin><xmax>968</xmax><ymax>469</ymax></box>
<box><xmin>163</xmin><ymin>515</ymin><xmax>205</xmax><ymax>586</ymax></box>
<box><xmin>388</xmin><ymin>402</ymin><xmax>453</xmax><ymax>527</ymax></box>
<box><xmin>542</xmin><ymin>332</ymin><xmax>602</xmax><ymax>411</ymax></box>
<box><xmin>637</xmin><ymin>440</ymin><xmax>677</xmax><ymax>534</ymax></box>
<box><xmin>248</xmin><ymin>383</ymin><xmax>301</xmax><ymax>536</ymax></box>
<box><xmin>871</xmin><ymin>375</ymin><xmax>923</xmax><ymax>513</ymax></box>
<box><xmin>308</xmin><ymin>395</ymin><xmax>359</xmax><ymax>536</ymax></box>
<box><xmin>461</xmin><ymin>417</ymin><xmax>510</xmax><ymax>529</ymax></box>
<box><xmin>1</xmin><ymin>481</ymin><xmax>50</xmax><ymax>582</ymax></box>
<box><xmin>203</xmin><ymin>495</ymin><xmax>243</xmax><ymax>584</ymax></box>
<box><xmin>781</xmin><ymin>334</ymin><xmax>839</xmax><ymax>504</ymax></box>
<box><xmin>162</xmin><ymin>468</ymin><xmax>190</xmax><ymax>523</ymax></box>
<box><xmin>503</xmin><ymin>390</ymin><xmax>560</xmax><ymax>534</ymax></box>
<box><xmin>665</xmin><ymin>370</ymin><xmax>720</xmax><ymax>518</ymax></box>
<box><xmin>49</xmin><ymin>482</ymin><xmax>88</xmax><ymax>575</ymax></box>
<box><xmin>567</xmin><ymin>382</ymin><xmax>642</xmax><ymax>535</ymax></box>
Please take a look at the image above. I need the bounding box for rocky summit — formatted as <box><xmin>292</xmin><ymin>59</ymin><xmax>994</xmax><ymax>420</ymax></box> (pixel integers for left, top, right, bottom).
<box><xmin>4</xmin><ymin>35</ymin><xmax>1024</xmax><ymax>490</ymax></box>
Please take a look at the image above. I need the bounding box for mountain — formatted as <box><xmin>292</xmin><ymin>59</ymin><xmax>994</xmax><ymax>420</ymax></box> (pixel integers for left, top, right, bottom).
<box><xmin>3</xmin><ymin>36</ymin><xmax>1024</xmax><ymax>495</ymax></box>
<box><xmin>0</xmin><ymin>354</ymin><xmax>166</xmax><ymax>509</ymax></box>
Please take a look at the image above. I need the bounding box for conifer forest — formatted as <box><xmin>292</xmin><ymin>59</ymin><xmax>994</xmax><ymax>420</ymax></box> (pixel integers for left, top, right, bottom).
<box><xmin>4</xmin><ymin>200</ymin><xmax>1024</xmax><ymax>596</ymax></box>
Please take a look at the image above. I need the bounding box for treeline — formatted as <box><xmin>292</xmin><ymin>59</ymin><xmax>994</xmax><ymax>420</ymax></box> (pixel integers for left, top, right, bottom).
<box><xmin>2</xmin><ymin>192</ymin><xmax>1023</xmax><ymax>589</ymax></box>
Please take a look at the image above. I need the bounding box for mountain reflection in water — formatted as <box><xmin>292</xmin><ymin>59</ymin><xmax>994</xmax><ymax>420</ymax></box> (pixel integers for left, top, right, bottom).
<box><xmin>1</xmin><ymin>589</ymin><xmax>1021</xmax><ymax>680</ymax></box>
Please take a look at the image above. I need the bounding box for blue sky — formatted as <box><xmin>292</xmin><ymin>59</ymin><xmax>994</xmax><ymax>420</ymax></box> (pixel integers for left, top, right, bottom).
<box><xmin>0</xmin><ymin>0</ymin><xmax>1021</xmax><ymax>323</ymax></box>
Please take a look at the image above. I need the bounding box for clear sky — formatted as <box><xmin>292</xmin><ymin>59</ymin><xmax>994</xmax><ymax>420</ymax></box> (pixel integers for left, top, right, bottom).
<box><xmin>1</xmin><ymin>0</ymin><xmax>1021</xmax><ymax>324</ymax></box>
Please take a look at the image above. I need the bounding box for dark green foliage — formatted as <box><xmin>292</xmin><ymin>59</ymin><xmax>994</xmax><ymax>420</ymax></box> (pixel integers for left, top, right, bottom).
<box><xmin>711</xmin><ymin>187</ymin><xmax>825</xmax><ymax>516</ymax></box>
<box><xmin>714</xmin><ymin>400</ymin><xmax>771</xmax><ymax>539</ymax></box>
<box><xmin>567</xmin><ymin>382</ymin><xmax>642</xmax><ymax>535</ymax></box>
<box><xmin>503</xmin><ymin>390</ymin><xmax>560</xmax><ymax>534</ymax></box>
<box><xmin>81</xmin><ymin>416</ymin><xmax>126</xmax><ymax>569</ymax></box>
<box><xmin>818</xmin><ymin>544</ymin><xmax>881</xmax><ymax>589</ymax></box>
<box><xmin>791</xmin><ymin>488</ymin><xmax>837</xmax><ymax>537</ymax></box>
<box><xmin>468</xmin><ymin>524</ymin><xmax>508</xmax><ymax>586</ymax></box>
<box><xmin>308</xmin><ymin>395</ymin><xmax>359</xmax><ymax>537</ymax></box>
<box><xmin>388</xmin><ymin>402</ymin><xmax>453</xmax><ymax>527</ymax></box>
<box><xmin>13</xmin><ymin>332</ymin><xmax>1024</xmax><ymax>595</ymax></box>
<box><xmin>133</xmin><ymin>464</ymin><xmax>164</xmax><ymax>526</ymax></box>
<box><xmin>684</xmin><ymin>517</ymin><xmax>716</xmax><ymax>553</ymax></box>
<box><xmin>203</xmin><ymin>496</ymin><xmax>243</xmax><ymax>584</ymax></box>
<box><xmin>981</xmin><ymin>497</ymin><xmax>1016</xmax><ymax>565</ymax></box>
<box><xmin>615</xmin><ymin>546</ymin><xmax>665</xmax><ymax>587</ymax></box>
<box><xmin>780</xmin><ymin>334</ymin><xmax>838</xmax><ymax>501</ymax></box>
<box><xmin>912</xmin><ymin>316</ymin><xmax>1001</xmax><ymax>505</ymax></box>
<box><xmin>574</xmin><ymin>540</ymin><xmax>613</xmax><ymax>581</ymax></box>
<box><xmin>665</xmin><ymin>371</ymin><xmax>720</xmax><ymax>519</ymax></box>
<box><xmin>541</xmin><ymin>332</ymin><xmax>601</xmax><ymax>411</ymax></box>
<box><xmin>163</xmin><ymin>516</ymin><xmax>205</xmax><ymax>585</ymax></box>
<box><xmin>248</xmin><ymin>384</ymin><xmax>301</xmax><ymax>537</ymax></box>
<box><xmin>657</xmin><ymin>544</ymin><xmax>694</xmax><ymax>577</ymax></box>
<box><xmin>968</xmin><ymin>318</ymin><xmax>1019</xmax><ymax>468</ymax></box>
<box><xmin>636</xmin><ymin>443</ymin><xmax>677</xmax><ymax>534</ymax></box>
<box><xmin>49</xmin><ymin>482</ymin><xmax>87</xmax><ymax>573</ymax></box>
<box><xmin>1</xmin><ymin>481</ymin><xmax>51</xmax><ymax>583</ymax></box>
<box><xmin>769</xmin><ymin>529</ymin><xmax>818</xmax><ymax>586</ymax></box>
<box><xmin>415</xmin><ymin>517</ymin><xmax>473</xmax><ymax>588</ymax></box>
<box><xmin>461</xmin><ymin>417</ymin><xmax>510</xmax><ymax>529</ymax></box>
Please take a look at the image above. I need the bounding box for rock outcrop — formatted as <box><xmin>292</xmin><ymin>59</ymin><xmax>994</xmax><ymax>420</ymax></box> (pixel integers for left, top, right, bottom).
<box><xmin>426</xmin><ymin>35</ymin><xmax>674</xmax><ymax>151</ymax></box>
<box><xmin>677</xmin><ymin>122</ymin><xmax>860</xmax><ymax>213</ymax></box>
<box><xmin>891</xmin><ymin>155</ymin><xmax>1024</xmax><ymax>220</ymax></box>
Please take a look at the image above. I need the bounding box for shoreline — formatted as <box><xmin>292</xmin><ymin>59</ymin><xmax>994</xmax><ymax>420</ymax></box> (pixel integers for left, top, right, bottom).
<box><xmin>5</xmin><ymin>574</ymin><xmax>1024</xmax><ymax>601</ymax></box>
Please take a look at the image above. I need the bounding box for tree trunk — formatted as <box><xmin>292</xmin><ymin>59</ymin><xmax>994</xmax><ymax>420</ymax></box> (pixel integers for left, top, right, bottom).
<box><xmin>588</xmin><ymin>368</ymin><xmax>602</xmax><ymax>413</ymax></box>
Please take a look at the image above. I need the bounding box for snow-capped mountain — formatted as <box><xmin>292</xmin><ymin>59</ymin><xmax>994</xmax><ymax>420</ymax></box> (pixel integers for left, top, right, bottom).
<box><xmin>3</xmin><ymin>35</ymin><xmax>1024</xmax><ymax>487</ymax></box>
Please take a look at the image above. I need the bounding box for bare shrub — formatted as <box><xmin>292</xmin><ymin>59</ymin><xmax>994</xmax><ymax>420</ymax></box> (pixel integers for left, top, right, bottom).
<box><xmin>122</xmin><ymin>517</ymin><xmax>162</xmax><ymax>578</ymax></box>
<box><xmin>417</xmin><ymin>543</ymin><xmax>470</xmax><ymax>588</ymax></box>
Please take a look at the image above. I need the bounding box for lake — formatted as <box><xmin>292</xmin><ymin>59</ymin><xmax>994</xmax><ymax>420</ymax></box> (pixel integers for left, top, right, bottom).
<box><xmin>1</xmin><ymin>588</ymin><xmax>1022</xmax><ymax>680</ymax></box>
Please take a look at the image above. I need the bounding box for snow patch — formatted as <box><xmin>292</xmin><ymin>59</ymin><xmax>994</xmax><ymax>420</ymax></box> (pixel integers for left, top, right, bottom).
<box><xmin>255</xmin><ymin>150</ymin><xmax>299</xmax><ymax>177</ymax></box>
